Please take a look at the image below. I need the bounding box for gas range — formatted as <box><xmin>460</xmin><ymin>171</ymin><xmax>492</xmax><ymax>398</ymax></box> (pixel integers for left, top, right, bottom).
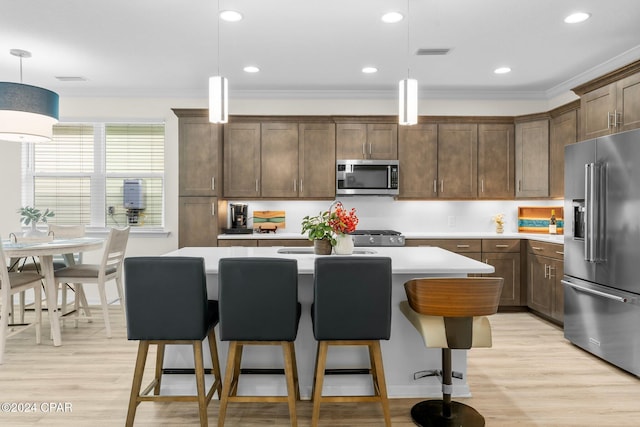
<box><xmin>349</xmin><ymin>230</ymin><xmax>405</xmax><ymax>247</ymax></box>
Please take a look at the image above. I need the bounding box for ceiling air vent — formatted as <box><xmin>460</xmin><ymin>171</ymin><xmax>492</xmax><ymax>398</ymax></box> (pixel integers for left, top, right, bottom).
<box><xmin>415</xmin><ymin>48</ymin><xmax>451</xmax><ymax>56</ymax></box>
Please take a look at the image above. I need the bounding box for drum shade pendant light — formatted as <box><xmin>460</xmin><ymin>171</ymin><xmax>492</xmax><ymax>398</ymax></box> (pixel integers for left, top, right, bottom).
<box><xmin>209</xmin><ymin>0</ymin><xmax>228</xmax><ymax>124</ymax></box>
<box><xmin>399</xmin><ymin>0</ymin><xmax>418</xmax><ymax>126</ymax></box>
<box><xmin>0</xmin><ymin>49</ymin><xmax>59</xmax><ymax>142</ymax></box>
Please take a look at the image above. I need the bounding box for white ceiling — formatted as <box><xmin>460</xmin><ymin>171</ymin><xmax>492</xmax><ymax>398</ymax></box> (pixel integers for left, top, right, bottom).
<box><xmin>2</xmin><ymin>0</ymin><xmax>640</xmax><ymax>100</ymax></box>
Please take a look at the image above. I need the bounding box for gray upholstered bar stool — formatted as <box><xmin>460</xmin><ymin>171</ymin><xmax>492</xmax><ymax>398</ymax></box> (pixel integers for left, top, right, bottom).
<box><xmin>124</xmin><ymin>257</ymin><xmax>222</xmax><ymax>427</ymax></box>
<box><xmin>217</xmin><ymin>258</ymin><xmax>301</xmax><ymax>427</ymax></box>
<box><xmin>400</xmin><ymin>277</ymin><xmax>503</xmax><ymax>427</ymax></box>
<box><xmin>311</xmin><ymin>257</ymin><xmax>392</xmax><ymax>427</ymax></box>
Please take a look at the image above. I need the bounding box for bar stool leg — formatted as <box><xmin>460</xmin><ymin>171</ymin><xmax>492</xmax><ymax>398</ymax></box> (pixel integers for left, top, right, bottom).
<box><xmin>370</xmin><ymin>341</ymin><xmax>391</xmax><ymax>427</ymax></box>
<box><xmin>311</xmin><ymin>341</ymin><xmax>329</xmax><ymax>427</ymax></box>
<box><xmin>282</xmin><ymin>341</ymin><xmax>298</xmax><ymax>426</ymax></box>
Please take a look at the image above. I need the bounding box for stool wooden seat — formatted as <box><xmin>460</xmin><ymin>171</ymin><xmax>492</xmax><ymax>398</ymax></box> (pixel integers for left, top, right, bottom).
<box><xmin>400</xmin><ymin>277</ymin><xmax>503</xmax><ymax>427</ymax></box>
<box><xmin>311</xmin><ymin>257</ymin><xmax>392</xmax><ymax>427</ymax></box>
<box><xmin>217</xmin><ymin>258</ymin><xmax>301</xmax><ymax>427</ymax></box>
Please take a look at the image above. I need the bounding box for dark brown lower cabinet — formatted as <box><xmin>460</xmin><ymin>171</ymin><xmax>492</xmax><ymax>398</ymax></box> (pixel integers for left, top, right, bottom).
<box><xmin>527</xmin><ymin>241</ymin><xmax>564</xmax><ymax>324</ymax></box>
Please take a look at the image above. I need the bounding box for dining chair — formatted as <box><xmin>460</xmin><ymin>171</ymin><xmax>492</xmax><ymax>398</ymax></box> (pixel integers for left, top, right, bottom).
<box><xmin>53</xmin><ymin>226</ymin><xmax>130</xmax><ymax>337</ymax></box>
<box><xmin>14</xmin><ymin>225</ymin><xmax>87</xmax><ymax>321</ymax></box>
<box><xmin>47</xmin><ymin>224</ymin><xmax>88</xmax><ymax>317</ymax></box>
<box><xmin>0</xmin><ymin>238</ymin><xmax>43</xmax><ymax>364</ymax></box>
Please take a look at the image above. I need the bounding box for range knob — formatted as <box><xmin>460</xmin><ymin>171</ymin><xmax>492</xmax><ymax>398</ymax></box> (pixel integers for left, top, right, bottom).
<box><xmin>389</xmin><ymin>236</ymin><xmax>396</xmax><ymax>244</ymax></box>
<box><xmin>369</xmin><ymin>236</ymin><xmax>375</xmax><ymax>244</ymax></box>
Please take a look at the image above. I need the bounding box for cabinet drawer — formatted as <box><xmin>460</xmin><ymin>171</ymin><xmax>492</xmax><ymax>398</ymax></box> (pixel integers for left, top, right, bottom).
<box><xmin>217</xmin><ymin>239</ymin><xmax>258</xmax><ymax>247</ymax></box>
<box><xmin>527</xmin><ymin>240</ymin><xmax>564</xmax><ymax>260</ymax></box>
<box><xmin>258</xmin><ymin>239</ymin><xmax>312</xmax><ymax>247</ymax></box>
<box><xmin>481</xmin><ymin>239</ymin><xmax>521</xmax><ymax>253</ymax></box>
<box><xmin>406</xmin><ymin>239</ymin><xmax>481</xmax><ymax>253</ymax></box>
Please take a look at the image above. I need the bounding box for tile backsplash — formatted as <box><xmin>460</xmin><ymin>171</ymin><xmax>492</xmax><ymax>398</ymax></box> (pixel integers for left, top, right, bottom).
<box><xmin>225</xmin><ymin>198</ymin><xmax>562</xmax><ymax>235</ymax></box>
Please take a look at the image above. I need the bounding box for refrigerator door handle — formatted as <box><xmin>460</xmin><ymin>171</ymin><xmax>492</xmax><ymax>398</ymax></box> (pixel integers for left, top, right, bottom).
<box><xmin>561</xmin><ymin>280</ymin><xmax>628</xmax><ymax>303</ymax></box>
<box><xmin>584</xmin><ymin>163</ymin><xmax>602</xmax><ymax>263</ymax></box>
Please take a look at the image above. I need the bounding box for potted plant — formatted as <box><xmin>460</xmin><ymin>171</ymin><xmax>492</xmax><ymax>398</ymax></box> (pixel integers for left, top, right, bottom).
<box><xmin>18</xmin><ymin>206</ymin><xmax>55</xmax><ymax>237</ymax></box>
<box><xmin>301</xmin><ymin>210</ymin><xmax>336</xmax><ymax>255</ymax></box>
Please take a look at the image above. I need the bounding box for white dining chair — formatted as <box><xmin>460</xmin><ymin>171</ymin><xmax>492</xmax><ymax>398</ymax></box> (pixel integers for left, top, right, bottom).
<box><xmin>0</xmin><ymin>238</ymin><xmax>43</xmax><ymax>364</ymax></box>
<box><xmin>53</xmin><ymin>227</ymin><xmax>130</xmax><ymax>338</ymax></box>
<box><xmin>47</xmin><ymin>224</ymin><xmax>87</xmax><ymax>317</ymax></box>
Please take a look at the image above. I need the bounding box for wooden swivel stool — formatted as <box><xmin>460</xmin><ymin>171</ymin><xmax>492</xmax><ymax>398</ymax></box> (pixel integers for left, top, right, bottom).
<box><xmin>400</xmin><ymin>277</ymin><xmax>503</xmax><ymax>427</ymax></box>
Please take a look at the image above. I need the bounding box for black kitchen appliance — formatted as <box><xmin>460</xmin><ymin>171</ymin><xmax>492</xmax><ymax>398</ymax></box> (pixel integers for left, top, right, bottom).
<box><xmin>225</xmin><ymin>203</ymin><xmax>252</xmax><ymax>234</ymax></box>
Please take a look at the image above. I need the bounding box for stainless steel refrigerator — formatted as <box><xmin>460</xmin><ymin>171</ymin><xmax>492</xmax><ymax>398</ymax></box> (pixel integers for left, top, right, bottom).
<box><xmin>564</xmin><ymin>128</ymin><xmax>640</xmax><ymax>377</ymax></box>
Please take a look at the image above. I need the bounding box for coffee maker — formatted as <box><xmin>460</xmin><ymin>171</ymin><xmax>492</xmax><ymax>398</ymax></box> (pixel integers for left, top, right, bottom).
<box><xmin>227</xmin><ymin>203</ymin><xmax>251</xmax><ymax>233</ymax></box>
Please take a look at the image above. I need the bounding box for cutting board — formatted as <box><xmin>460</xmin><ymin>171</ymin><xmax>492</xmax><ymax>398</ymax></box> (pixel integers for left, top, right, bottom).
<box><xmin>253</xmin><ymin>210</ymin><xmax>286</xmax><ymax>229</ymax></box>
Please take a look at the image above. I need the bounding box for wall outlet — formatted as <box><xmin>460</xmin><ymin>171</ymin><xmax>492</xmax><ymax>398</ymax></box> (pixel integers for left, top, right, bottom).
<box><xmin>108</xmin><ymin>206</ymin><xmax>115</xmax><ymax>215</ymax></box>
<box><xmin>448</xmin><ymin>216</ymin><xmax>456</xmax><ymax>227</ymax></box>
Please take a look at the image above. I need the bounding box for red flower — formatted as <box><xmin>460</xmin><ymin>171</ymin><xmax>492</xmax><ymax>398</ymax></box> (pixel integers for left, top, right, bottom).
<box><xmin>328</xmin><ymin>202</ymin><xmax>359</xmax><ymax>234</ymax></box>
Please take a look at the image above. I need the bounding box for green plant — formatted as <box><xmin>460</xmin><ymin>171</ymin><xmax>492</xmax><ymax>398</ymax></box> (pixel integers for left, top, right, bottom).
<box><xmin>18</xmin><ymin>206</ymin><xmax>55</xmax><ymax>226</ymax></box>
<box><xmin>301</xmin><ymin>210</ymin><xmax>337</xmax><ymax>246</ymax></box>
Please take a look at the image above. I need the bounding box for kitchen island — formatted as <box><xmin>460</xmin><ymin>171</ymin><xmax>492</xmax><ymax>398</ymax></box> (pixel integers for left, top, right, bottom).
<box><xmin>161</xmin><ymin>246</ymin><xmax>494</xmax><ymax>399</ymax></box>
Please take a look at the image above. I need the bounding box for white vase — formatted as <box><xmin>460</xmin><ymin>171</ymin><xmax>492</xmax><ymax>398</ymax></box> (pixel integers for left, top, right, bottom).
<box><xmin>25</xmin><ymin>222</ymin><xmax>47</xmax><ymax>237</ymax></box>
<box><xmin>334</xmin><ymin>234</ymin><xmax>354</xmax><ymax>255</ymax></box>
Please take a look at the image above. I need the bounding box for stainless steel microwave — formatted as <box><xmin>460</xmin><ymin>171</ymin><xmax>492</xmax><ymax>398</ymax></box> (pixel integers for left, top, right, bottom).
<box><xmin>336</xmin><ymin>159</ymin><xmax>399</xmax><ymax>196</ymax></box>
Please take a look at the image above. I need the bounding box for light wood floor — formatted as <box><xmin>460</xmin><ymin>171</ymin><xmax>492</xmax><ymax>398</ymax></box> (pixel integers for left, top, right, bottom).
<box><xmin>1</xmin><ymin>308</ymin><xmax>639</xmax><ymax>426</ymax></box>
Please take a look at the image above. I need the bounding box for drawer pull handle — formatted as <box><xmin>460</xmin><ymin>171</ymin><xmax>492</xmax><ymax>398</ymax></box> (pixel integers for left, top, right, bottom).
<box><xmin>532</xmin><ymin>246</ymin><xmax>543</xmax><ymax>250</ymax></box>
<box><xmin>495</xmin><ymin>244</ymin><xmax>509</xmax><ymax>248</ymax></box>
<box><xmin>556</xmin><ymin>251</ymin><xmax>564</xmax><ymax>255</ymax></box>
<box><xmin>456</xmin><ymin>244</ymin><xmax>470</xmax><ymax>248</ymax></box>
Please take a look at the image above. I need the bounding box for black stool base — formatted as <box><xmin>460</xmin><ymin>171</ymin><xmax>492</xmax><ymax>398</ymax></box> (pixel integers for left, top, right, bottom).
<box><xmin>411</xmin><ymin>400</ymin><xmax>485</xmax><ymax>427</ymax></box>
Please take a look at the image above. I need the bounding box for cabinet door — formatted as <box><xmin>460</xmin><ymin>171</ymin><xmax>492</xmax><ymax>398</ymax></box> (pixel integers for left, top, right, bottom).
<box><xmin>178</xmin><ymin>197</ymin><xmax>218</xmax><ymax>248</ymax></box>
<box><xmin>483</xmin><ymin>252</ymin><xmax>521</xmax><ymax>306</ymax></box>
<box><xmin>178</xmin><ymin>117</ymin><xmax>221</xmax><ymax>196</ymax></box>
<box><xmin>528</xmin><ymin>254</ymin><xmax>552</xmax><ymax>316</ymax></box>
<box><xmin>617</xmin><ymin>73</ymin><xmax>640</xmax><ymax>133</ymax></box>
<box><xmin>398</xmin><ymin>124</ymin><xmax>438</xmax><ymax>198</ymax></box>
<box><xmin>261</xmin><ymin>123</ymin><xmax>299</xmax><ymax>198</ymax></box>
<box><xmin>551</xmin><ymin>258</ymin><xmax>564</xmax><ymax>323</ymax></box>
<box><xmin>224</xmin><ymin>123</ymin><xmax>261</xmax><ymax>198</ymax></box>
<box><xmin>367</xmin><ymin>124</ymin><xmax>398</xmax><ymax>159</ymax></box>
<box><xmin>581</xmin><ymin>83</ymin><xmax>616</xmax><ymax>139</ymax></box>
<box><xmin>299</xmin><ymin>123</ymin><xmax>336</xmax><ymax>198</ymax></box>
<box><xmin>478</xmin><ymin>124</ymin><xmax>514</xmax><ymax>199</ymax></box>
<box><xmin>437</xmin><ymin>124</ymin><xmax>478</xmax><ymax>199</ymax></box>
<box><xmin>549</xmin><ymin>110</ymin><xmax>577</xmax><ymax>198</ymax></box>
<box><xmin>515</xmin><ymin>119</ymin><xmax>549</xmax><ymax>198</ymax></box>
<box><xmin>336</xmin><ymin>124</ymin><xmax>367</xmax><ymax>159</ymax></box>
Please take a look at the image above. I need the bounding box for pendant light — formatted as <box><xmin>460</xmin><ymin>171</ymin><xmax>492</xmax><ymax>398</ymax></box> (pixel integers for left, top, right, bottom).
<box><xmin>399</xmin><ymin>0</ymin><xmax>418</xmax><ymax>126</ymax></box>
<box><xmin>0</xmin><ymin>49</ymin><xmax>59</xmax><ymax>142</ymax></box>
<box><xmin>209</xmin><ymin>0</ymin><xmax>228</xmax><ymax>124</ymax></box>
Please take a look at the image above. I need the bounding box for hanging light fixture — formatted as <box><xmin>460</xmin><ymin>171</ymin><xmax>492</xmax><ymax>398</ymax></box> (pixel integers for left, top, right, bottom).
<box><xmin>399</xmin><ymin>0</ymin><xmax>418</xmax><ymax>126</ymax></box>
<box><xmin>209</xmin><ymin>0</ymin><xmax>228</xmax><ymax>124</ymax></box>
<box><xmin>0</xmin><ymin>49</ymin><xmax>59</xmax><ymax>142</ymax></box>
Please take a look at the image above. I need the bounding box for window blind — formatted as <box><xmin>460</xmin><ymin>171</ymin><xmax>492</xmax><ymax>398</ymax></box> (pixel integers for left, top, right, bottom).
<box><xmin>22</xmin><ymin>122</ymin><xmax>165</xmax><ymax>229</ymax></box>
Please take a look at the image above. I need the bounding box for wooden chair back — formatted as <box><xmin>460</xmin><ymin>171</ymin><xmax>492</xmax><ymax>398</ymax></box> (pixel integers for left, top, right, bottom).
<box><xmin>404</xmin><ymin>277</ymin><xmax>503</xmax><ymax>318</ymax></box>
<box><xmin>100</xmin><ymin>227</ymin><xmax>130</xmax><ymax>275</ymax></box>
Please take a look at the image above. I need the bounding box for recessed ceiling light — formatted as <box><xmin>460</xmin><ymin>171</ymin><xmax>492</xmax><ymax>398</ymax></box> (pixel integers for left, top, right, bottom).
<box><xmin>494</xmin><ymin>67</ymin><xmax>512</xmax><ymax>74</ymax></box>
<box><xmin>362</xmin><ymin>67</ymin><xmax>378</xmax><ymax>74</ymax></box>
<box><xmin>220</xmin><ymin>10</ymin><xmax>243</xmax><ymax>22</ymax></box>
<box><xmin>381</xmin><ymin>12</ymin><xmax>403</xmax><ymax>23</ymax></box>
<box><xmin>564</xmin><ymin>12</ymin><xmax>591</xmax><ymax>24</ymax></box>
<box><xmin>243</xmin><ymin>66</ymin><xmax>260</xmax><ymax>73</ymax></box>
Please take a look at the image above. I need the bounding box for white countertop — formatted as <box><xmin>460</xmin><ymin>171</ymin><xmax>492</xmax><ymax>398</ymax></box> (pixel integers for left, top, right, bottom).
<box><xmin>217</xmin><ymin>231</ymin><xmax>564</xmax><ymax>244</ymax></box>
<box><xmin>164</xmin><ymin>246</ymin><xmax>495</xmax><ymax>275</ymax></box>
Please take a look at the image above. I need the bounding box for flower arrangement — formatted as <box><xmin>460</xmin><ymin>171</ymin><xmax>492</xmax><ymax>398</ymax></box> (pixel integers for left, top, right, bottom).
<box><xmin>301</xmin><ymin>202</ymin><xmax>359</xmax><ymax>246</ymax></box>
<box><xmin>328</xmin><ymin>202</ymin><xmax>359</xmax><ymax>235</ymax></box>
<box><xmin>491</xmin><ymin>213</ymin><xmax>505</xmax><ymax>227</ymax></box>
<box><xmin>492</xmin><ymin>213</ymin><xmax>505</xmax><ymax>233</ymax></box>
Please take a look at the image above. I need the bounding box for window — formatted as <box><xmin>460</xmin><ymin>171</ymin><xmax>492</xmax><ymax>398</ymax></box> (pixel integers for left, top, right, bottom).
<box><xmin>22</xmin><ymin>122</ymin><xmax>165</xmax><ymax>229</ymax></box>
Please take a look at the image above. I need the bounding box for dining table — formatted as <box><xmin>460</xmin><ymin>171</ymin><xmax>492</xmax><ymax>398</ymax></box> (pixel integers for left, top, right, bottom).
<box><xmin>3</xmin><ymin>237</ymin><xmax>105</xmax><ymax>346</ymax></box>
